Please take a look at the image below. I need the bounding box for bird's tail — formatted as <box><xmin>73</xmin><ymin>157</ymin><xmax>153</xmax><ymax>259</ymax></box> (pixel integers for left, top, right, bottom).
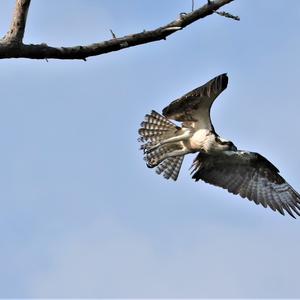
<box><xmin>138</xmin><ymin>110</ymin><xmax>184</xmax><ymax>181</ymax></box>
<box><xmin>155</xmin><ymin>155</ymin><xmax>184</xmax><ymax>181</ymax></box>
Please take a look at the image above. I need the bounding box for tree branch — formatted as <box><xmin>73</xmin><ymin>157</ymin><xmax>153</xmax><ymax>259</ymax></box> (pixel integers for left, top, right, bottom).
<box><xmin>0</xmin><ymin>0</ymin><xmax>236</xmax><ymax>60</ymax></box>
<box><xmin>2</xmin><ymin>0</ymin><xmax>31</xmax><ymax>44</ymax></box>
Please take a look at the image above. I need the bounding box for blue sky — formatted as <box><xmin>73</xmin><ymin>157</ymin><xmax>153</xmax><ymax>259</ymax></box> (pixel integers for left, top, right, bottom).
<box><xmin>1</xmin><ymin>0</ymin><xmax>300</xmax><ymax>297</ymax></box>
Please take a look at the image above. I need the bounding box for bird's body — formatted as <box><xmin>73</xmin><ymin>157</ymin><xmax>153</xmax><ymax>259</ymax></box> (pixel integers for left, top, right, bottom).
<box><xmin>188</xmin><ymin>129</ymin><xmax>233</xmax><ymax>153</ymax></box>
<box><xmin>138</xmin><ymin>73</ymin><xmax>300</xmax><ymax>218</ymax></box>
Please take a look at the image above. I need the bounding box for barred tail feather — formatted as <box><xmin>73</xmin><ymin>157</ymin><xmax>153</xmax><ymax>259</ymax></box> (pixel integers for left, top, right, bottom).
<box><xmin>138</xmin><ymin>110</ymin><xmax>184</xmax><ymax>181</ymax></box>
<box><xmin>138</xmin><ymin>110</ymin><xmax>179</xmax><ymax>151</ymax></box>
<box><xmin>156</xmin><ymin>155</ymin><xmax>184</xmax><ymax>181</ymax></box>
<box><xmin>145</xmin><ymin>143</ymin><xmax>181</xmax><ymax>163</ymax></box>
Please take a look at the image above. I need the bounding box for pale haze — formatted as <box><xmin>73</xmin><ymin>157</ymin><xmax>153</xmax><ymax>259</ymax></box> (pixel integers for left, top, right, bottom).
<box><xmin>1</xmin><ymin>0</ymin><xmax>300</xmax><ymax>297</ymax></box>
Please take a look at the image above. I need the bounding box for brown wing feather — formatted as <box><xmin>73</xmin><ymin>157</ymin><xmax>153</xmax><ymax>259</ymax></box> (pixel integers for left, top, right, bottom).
<box><xmin>191</xmin><ymin>151</ymin><xmax>300</xmax><ymax>218</ymax></box>
<box><xmin>162</xmin><ymin>73</ymin><xmax>228</xmax><ymax>130</ymax></box>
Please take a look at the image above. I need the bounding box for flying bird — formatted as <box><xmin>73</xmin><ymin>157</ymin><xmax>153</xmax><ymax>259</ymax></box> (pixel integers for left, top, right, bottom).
<box><xmin>138</xmin><ymin>73</ymin><xmax>300</xmax><ymax>218</ymax></box>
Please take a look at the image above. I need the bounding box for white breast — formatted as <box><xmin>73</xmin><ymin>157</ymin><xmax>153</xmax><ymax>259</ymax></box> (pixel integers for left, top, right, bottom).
<box><xmin>189</xmin><ymin>129</ymin><xmax>212</xmax><ymax>150</ymax></box>
<box><xmin>189</xmin><ymin>129</ymin><xmax>226</xmax><ymax>153</ymax></box>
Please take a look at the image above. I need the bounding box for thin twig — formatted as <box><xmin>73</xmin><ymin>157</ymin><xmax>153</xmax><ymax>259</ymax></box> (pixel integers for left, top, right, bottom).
<box><xmin>215</xmin><ymin>10</ymin><xmax>240</xmax><ymax>21</ymax></box>
<box><xmin>109</xmin><ymin>29</ymin><xmax>117</xmax><ymax>39</ymax></box>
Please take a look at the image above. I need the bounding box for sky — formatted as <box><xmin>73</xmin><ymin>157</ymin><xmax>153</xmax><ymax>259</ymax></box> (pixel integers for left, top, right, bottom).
<box><xmin>0</xmin><ymin>0</ymin><xmax>300</xmax><ymax>298</ymax></box>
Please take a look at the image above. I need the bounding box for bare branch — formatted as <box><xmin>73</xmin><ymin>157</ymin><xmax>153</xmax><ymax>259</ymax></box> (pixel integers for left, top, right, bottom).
<box><xmin>0</xmin><ymin>0</ymin><xmax>235</xmax><ymax>60</ymax></box>
<box><xmin>2</xmin><ymin>0</ymin><xmax>31</xmax><ymax>44</ymax></box>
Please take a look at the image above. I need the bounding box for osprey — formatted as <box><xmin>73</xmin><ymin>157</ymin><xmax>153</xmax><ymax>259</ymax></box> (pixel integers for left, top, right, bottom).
<box><xmin>138</xmin><ymin>73</ymin><xmax>300</xmax><ymax>218</ymax></box>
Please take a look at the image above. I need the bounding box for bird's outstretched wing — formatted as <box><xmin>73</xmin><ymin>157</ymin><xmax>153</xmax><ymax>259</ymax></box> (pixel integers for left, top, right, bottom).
<box><xmin>191</xmin><ymin>151</ymin><xmax>300</xmax><ymax>218</ymax></box>
<box><xmin>162</xmin><ymin>73</ymin><xmax>228</xmax><ymax>130</ymax></box>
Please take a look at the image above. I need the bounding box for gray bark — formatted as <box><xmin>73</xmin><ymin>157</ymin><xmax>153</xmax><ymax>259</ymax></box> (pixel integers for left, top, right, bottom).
<box><xmin>0</xmin><ymin>0</ymin><xmax>236</xmax><ymax>60</ymax></box>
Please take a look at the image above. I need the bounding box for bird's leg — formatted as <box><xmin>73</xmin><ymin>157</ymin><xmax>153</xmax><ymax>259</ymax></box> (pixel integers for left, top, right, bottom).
<box><xmin>146</xmin><ymin>130</ymin><xmax>191</xmax><ymax>153</ymax></box>
<box><xmin>147</xmin><ymin>148</ymin><xmax>190</xmax><ymax>168</ymax></box>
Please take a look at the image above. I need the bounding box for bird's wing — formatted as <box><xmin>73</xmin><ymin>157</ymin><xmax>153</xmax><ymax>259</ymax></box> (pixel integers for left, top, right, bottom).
<box><xmin>162</xmin><ymin>73</ymin><xmax>228</xmax><ymax>130</ymax></box>
<box><xmin>191</xmin><ymin>151</ymin><xmax>300</xmax><ymax>218</ymax></box>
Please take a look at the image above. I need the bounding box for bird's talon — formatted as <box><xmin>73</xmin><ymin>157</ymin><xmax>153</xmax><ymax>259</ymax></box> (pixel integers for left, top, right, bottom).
<box><xmin>145</xmin><ymin>143</ymin><xmax>160</xmax><ymax>154</ymax></box>
<box><xmin>146</xmin><ymin>157</ymin><xmax>159</xmax><ymax>168</ymax></box>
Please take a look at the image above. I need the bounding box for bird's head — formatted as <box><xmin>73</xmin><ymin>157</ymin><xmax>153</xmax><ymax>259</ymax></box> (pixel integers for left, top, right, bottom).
<box><xmin>216</xmin><ymin>136</ymin><xmax>237</xmax><ymax>151</ymax></box>
<box><xmin>226</xmin><ymin>141</ymin><xmax>238</xmax><ymax>151</ymax></box>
